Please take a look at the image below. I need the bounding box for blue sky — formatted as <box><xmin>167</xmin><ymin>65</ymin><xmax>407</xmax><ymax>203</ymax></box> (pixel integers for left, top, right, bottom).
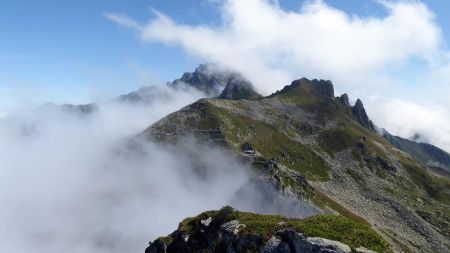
<box><xmin>1</xmin><ymin>0</ymin><xmax>449</xmax><ymax>105</ymax></box>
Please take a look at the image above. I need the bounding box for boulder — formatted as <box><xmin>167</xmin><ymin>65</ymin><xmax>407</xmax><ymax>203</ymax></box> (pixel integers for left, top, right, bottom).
<box><xmin>355</xmin><ymin>246</ymin><xmax>378</xmax><ymax>253</ymax></box>
<box><xmin>276</xmin><ymin>229</ymin><xmax>311</xmax><ymax>253</ymax></box>
<box><xmin>201</xmin><ymin>217</ymin><xmax>213</xmax><ymax>227</ymax></box>
<box><xmin>261</xmin><ymin>236</ymin><xmax>291</xmax><ymax>253</ymax></box>
<box><xmin>307</xmin><ymin>237</ymin><xmax>352</xmax><ymax>253</ymax></box>
<box><xmin>220</xmin><ymin>220</ymin><xmax>245</xmax><ymax>235</ymax></box>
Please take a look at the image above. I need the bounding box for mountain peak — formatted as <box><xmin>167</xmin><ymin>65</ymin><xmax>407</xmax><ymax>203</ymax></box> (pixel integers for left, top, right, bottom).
<box><xmin>337</xmin><ymin>93</ymin><xmax>350</xmax><ymax>107</ymax></box>
<box><xmin>170</xmin><ymin>63</ymin><xmax>232</xmax><ymax>96</ymax></box>
<box><xmin>270</xmin><ymin>78</ymin><xmax>334</xmax><ymax>99</ymax></box>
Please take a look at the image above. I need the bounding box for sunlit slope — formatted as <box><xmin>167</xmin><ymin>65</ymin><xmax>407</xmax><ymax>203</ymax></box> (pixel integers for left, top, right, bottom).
<box><xmin>145</xmin><ymin>78</ymin><xmax>450</xmax><ymax>253</ymax></box>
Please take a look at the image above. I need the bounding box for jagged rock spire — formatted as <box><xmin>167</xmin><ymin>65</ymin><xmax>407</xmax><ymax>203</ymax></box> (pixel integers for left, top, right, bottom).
<box><xmin>351</xmin><ymin>99</ymin><xmax>375</xmax><ymax>131</ymax></box>
<box><xmin>337</xmin><ymin>93</ymin><xmax>350</xmax><ymax>107</ymax></box>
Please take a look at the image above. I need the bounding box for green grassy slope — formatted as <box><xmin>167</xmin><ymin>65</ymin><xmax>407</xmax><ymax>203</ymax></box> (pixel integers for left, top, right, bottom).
<box><xmin>146</xmin><ymin>78</ymin><xmax>450</xmax><ymax>252</ymax></box>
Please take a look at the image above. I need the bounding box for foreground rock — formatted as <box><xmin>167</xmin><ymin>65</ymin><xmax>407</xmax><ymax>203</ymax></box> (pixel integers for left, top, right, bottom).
<box><xmin>145</xmin><ymin>207</ymin><xmax>387</xmax><ymax>253</ymax></box>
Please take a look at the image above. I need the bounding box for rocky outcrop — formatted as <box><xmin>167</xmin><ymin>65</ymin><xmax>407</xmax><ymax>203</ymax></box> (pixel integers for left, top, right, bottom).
<box><xmin>146</xmin><ymin>228</ymin><xmax>356</xmax><ymax>253</ymax></box>
<box><xmin>354</xmin><ymin>247</ymin><xmax>378</xmax><ymax>253</ymax></box>
<box><xmin>310</xmin><ymin>79</ymin><xmax>334</xmax><ymax>99</ymax></box>
<box><xmin>148</xmin><ymin>226</ymin><xmax>362</xmax><ymax>253</ymax></box>
<box><xmin>274</xmin><ymin>230</ymin><xmax>352</xmax><ymax>253</ymax></box>
<box><xmin>351</xmin><ymin>99</ymin><xmax>375</xmax><ymax>131</ymax></box>
<box><xmin>145</xmin><ymin>207</ymin><xmax>381</xmax><ymax>253</ymax></box>
<box><xmin>171</xmin><ymin>64</ymin><xmax>244</xmax><ymax>97</ymax></box>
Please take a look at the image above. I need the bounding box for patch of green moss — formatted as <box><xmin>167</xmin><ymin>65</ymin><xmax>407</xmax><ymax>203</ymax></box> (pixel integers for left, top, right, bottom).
<box><xmin>178</xmin><ymin>216</ymin><xmax>198</xmax><ymax>234</ymax></box>
<box><xmin>157</xmin><ymin>236</ymin><xmax>173</xmax><ymax>245</ymax></box>
<box><xmin>297</xmin><ymin>215</ymin><xmax>388</xmax><ymax>252</ymax></box>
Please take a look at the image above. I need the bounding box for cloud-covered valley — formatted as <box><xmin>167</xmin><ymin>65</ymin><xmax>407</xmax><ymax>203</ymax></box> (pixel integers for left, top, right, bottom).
<box><xmin>0</xmin><ymin>84</ymin><xmax>317</xmax><ymax>252</ymax></box>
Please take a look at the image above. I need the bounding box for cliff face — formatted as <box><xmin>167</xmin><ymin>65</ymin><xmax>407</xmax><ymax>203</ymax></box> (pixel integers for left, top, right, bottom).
<box><xmin>145</xmin><ymin>77</ymin><xmax>450</xmax><ymax>253</ymax></box>
<box><xmin>146</xmin><ymin>207</ymin><xmax>385</xmax><ymax>253</ymax></box>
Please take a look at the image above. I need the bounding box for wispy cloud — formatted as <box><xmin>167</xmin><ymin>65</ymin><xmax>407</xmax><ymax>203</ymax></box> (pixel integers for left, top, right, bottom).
<box><xmin>107</xmin><ymin>0</ymin><xmax>443</xmax><ymax>94</ymax></box>
<box><xmin>103</xmin><ymin>13</ymin><xmax>141</xmax><ymax>29</ymax></box>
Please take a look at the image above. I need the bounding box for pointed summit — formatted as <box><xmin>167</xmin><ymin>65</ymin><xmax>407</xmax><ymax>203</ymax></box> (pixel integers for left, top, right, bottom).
<box><xmin>170</xmin><ymin>63</ymin><xmax>231</xmax><ymax>96</ymax></box>
<box><xmin>351</xmin><ymin>99</ymin><xmax>375</xmax><ymax>131</ymax></box>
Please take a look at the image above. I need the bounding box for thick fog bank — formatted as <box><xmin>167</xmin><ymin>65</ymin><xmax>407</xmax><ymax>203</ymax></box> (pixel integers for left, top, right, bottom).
<box><xmin>0</xmin><ymin>85</ymin><xmax>317</xmax><ymax>253</ymax></box>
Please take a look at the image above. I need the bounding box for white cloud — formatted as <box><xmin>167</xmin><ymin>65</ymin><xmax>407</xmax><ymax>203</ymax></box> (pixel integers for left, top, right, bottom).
<box><xmin>103</xmin><ymin>13</ymin><xmax>141</xmax><ymax>29</ymax></box>
<box><xmin>369</xmin><ymin>98</ymin><xmax>450</xmax><ymax>152</ymax></box>
<box><xmin>0</xmin><ymin>86</ymin><xmax>318</xmax><ymax>252</ymax></box>
<box><xmin>106</xmin><ymin>0</ymin><xmax>442</xmax><ymax>94</ymax></box>
<box><xmin>106</xmin><ymin>0</ymin><xmax>450</xmax><ymax>152</ymax></box>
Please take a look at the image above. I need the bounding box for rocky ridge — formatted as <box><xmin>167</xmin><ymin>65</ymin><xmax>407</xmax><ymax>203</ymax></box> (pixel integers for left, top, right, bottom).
<box><xmin>146</xmin><ymin>77</ymin><xmax>450</xmax><ymax>252</ymax></box>
<box><xmin>383</xmin><ymin>130</ymin><xmax>450</xmax><ymax>173</ymax></box>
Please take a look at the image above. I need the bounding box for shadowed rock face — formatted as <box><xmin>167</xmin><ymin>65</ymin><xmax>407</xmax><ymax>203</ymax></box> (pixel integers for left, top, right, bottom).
<box><xmin>337</xmin><ymin>93</ymin><xmax>350</xmax><ymax>107</ymax></box>
<box><xmin>309</xmin><ymin>79</ymin><xmax>334</xmax><ymax>99</ymax></box>
<box><xmin>218</xmin><ymin>75</ymin><xmax>261</xmax><ymax>100</ymax></box>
